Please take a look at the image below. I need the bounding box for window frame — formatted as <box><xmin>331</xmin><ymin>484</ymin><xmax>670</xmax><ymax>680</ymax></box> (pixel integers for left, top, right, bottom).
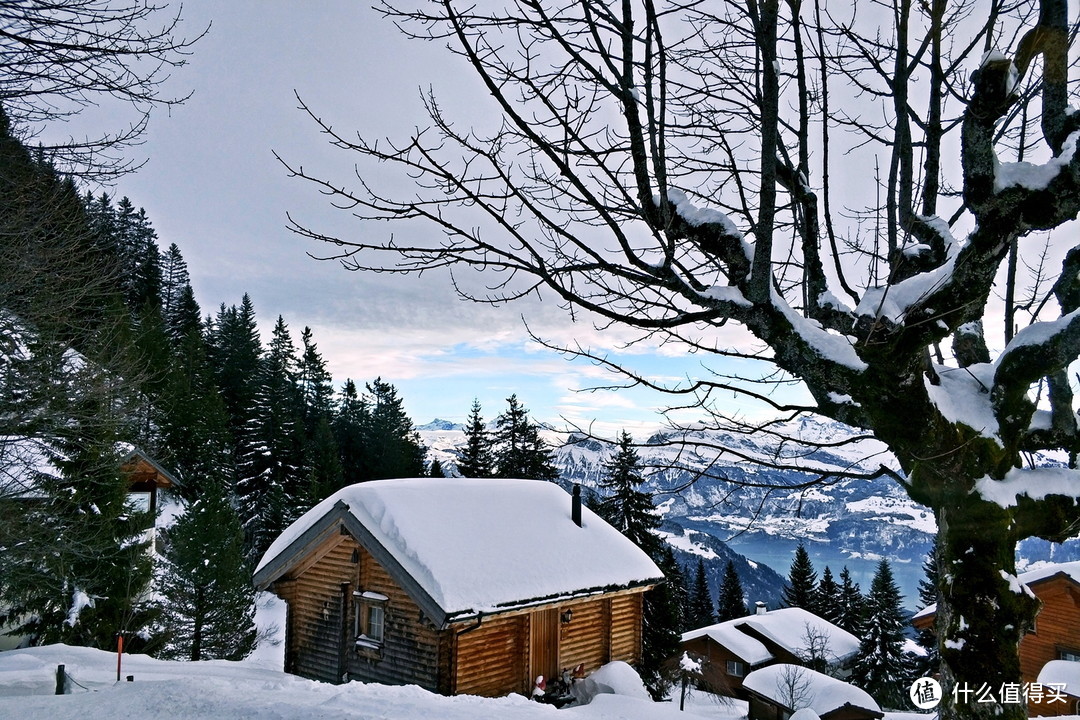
<box><xmin>353</xmin><ymin>590</ymin><xmax>389</xmax><ymax>655</ymax></box>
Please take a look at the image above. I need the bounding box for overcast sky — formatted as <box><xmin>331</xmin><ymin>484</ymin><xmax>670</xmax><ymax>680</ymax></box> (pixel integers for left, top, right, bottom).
<box><xmin>78</xmin><ymin>0</ymin><xmax>767</xmax><ymax>436</ymax></box>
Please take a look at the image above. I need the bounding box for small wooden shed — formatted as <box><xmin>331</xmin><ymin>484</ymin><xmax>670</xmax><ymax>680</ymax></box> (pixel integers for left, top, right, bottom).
<box><xmin>253</xmin><ymin>477</ymin><xmax>664</xmax><ymax>697</ymax></box>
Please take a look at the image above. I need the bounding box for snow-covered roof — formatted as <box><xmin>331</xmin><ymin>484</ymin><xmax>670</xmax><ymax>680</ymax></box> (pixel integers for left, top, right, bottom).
<box><xmin>738</xmin><ymin>607</ymin><xmax>860</xmax><ymax>663</ymax></box>
<box><xmin>743</xmin><ymin>664</ymin><xmax>881</xmax><ymax>717</ymax></box>
<box><xmin>254</xmin><ymin>478</ymin><xmax>664</xmax><ymax>625</ymax></box>
<box><xmin>1037</xmin><ymin>660</ymin><xmax>1080</xmax><ymax>698</ymax></box>
<box><xmin>682</xmin><ymin>607</ymin><xmax>859</xmax><ymax>667</ymax></box>
<box><xmin>682</xmin><ymin>620</ymin><xmax>773</xmax><ymax>665</ymax></box>
<box><xmin>913</xmin><ymin>561</ymin><xmax>1080</xmax><ymax>621</ymax></box>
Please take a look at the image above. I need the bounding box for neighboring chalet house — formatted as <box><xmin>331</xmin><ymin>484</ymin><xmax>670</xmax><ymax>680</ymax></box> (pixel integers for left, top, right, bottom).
<box><xmin>913</xmin><ymin>561</ymin><xmax>1080</xmax><ymax>717</ymax></box>
<box><xmin>742</xmin><ymin>663</ymin><xmax>883</xmax><ymax>720</ymax></box>
<box><xmin>680</xmin><ymin>605</ymin><xmax>860</xmax><ymax>697</ymax></box>
<box><xmin>253</xmin><ymin>477</ymin><xmax>664</xmax><ymax>697</ymax></box>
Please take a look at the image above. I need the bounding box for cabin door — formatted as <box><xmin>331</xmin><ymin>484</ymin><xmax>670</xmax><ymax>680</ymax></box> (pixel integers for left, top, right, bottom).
<box><xmin>529</xmin><ymin>608</ymin><xmax>559</xmax><ymax>685</ymax></box>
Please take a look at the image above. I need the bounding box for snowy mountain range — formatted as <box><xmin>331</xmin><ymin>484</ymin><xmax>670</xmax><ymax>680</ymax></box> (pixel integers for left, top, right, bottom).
<box><xmin>417</xmin><ymin>416</ymin><xmax>1080</xmax><ymax>608</ymax></box>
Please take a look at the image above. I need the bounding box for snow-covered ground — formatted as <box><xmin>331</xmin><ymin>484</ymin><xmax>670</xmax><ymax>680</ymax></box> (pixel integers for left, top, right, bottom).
<box><xmin>0</xmin><ymin>642</ymin><xmax>741</xmax><ymax>720</ymax></box>
<box><xmin>0</xmin><ymin>595</ymin><xmax>741</xmax><ymax>720</ymax></box>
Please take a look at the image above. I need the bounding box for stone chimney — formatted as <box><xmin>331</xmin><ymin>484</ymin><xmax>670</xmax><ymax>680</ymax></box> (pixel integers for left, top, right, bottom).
<box><xmin>572</xmin><ymin>484</ymin><xmax>582</xmax><ymax>527</ymax></box>
<box><xmin>755</xmin><ymin>601</ymin><xmax>767</xmax><ymax>615</ymax></box>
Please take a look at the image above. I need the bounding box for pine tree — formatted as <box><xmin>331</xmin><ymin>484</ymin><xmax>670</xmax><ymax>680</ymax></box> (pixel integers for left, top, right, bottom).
<box><xmin>362</xmin><ymin>378</ymin><xmax>427</xmax><ymax>480</ymax></box>
<box><xmin>687</xmin><ymin>558</ymin><xmax>715</xmax><ymax>629</ymax></box>
<box><xmin>492</xmin><ymin>394</ymin><xmax>558</xmax><ymax>480</ymax></box>
<box><xmin>782</xmin><ymin>543</ymin><xmax>819</xmax><ymax>613</ymax></box>
<box><xmin>155</xmin><ymin>478</ymin><xmax>257</xmax><ymax>661</ymax></box>
<box><xmin>816</xmin><ymin>566</ymin><xmax>842</xmax><ymax>625</ymax></box>
<box><xmin>640</xmin><ymin>545</ymin><xmax>686</xmax><ymax>700</ymax></box>
<box><xmin>159</xmin><ymin>244</ymin><xmax>199</xmax><ymax>342</ymax></box>
<box><xmin>596</xmin><ymin>430</ymin><xmax>660</xmax><ymax>555</ymax></box>
<box><xmin>591</xmin><ymin>429</ymin><xmax>681</xmax><ymax>697</ymax></box>
<box><xmin>3</xmin><ymin>349</ymin><xmax>154</xmax><ymax>648</ymax></box>
<box><xmin>456</xmin><ymin>399</ymin><xmax>494</xmax><ymax>478</ymax></box>
<box><xmin>157</xmin><ymin>320</ymin><xmax>233</xmax><ymax>501</ymax></box>
<box><xmin>296</xmin><ymin>327</ymin><xmax>340</xmax><ymax>504</ymax></box>
<box><xmin>239</xmin><ymin>315</ymin><xmax>306</xmax><ymax>558</ymax></box>
<box><xmin>114</xmin><ymin>199</ymin><xmax>161</xmax><ymax>316</ymax></box>
<box><xmin>836</xmin><ymin>566</ymin><xmax>866</xmax><ymax>634</ymax></box>
<box><xmin>716</xmin><ymin>560</ymin><xmax>749</xmax><ymax>622</ymax></box>
<box><xmin>333</xmin><ymin>379</ymin><xmax>367</xmax><ymax>488</ymax></box>
<box><xmin>429</xmin><ymin>457</ymin><xmax>445</xmax><ymax>477</ymax></box>
<box><xmin>915</xmin><ymin>542</ymin><xmax>940</xmax><ymax>678</ymax></box>
<box><xmin>210</xmin><ymin>295</ymin><xmax>263</xmax><ymax>469</ymax></box>
<box><xmin>852</xmin><ymin>559</ymin><xmax>914</xmax><ymax>709</ymax></box>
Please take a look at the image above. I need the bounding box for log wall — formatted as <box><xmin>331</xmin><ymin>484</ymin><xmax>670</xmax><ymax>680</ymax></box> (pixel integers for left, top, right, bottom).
<box><xmin>609</xmin><ymin>593</ymin><xmax>643</xmax><ymax>666</ymax></box>
<box><xmin>275</xmin><ymin>536</ymin><xmax>355</xmax><ymax>684</ymax></box>
<box><xmin>454</xmin><ymin>614</ymin><xmax>527</xmax><ymax>696</ymax></box>
<box><xmin>345</xmin><ymin>545</ymin><xmax>441</xmax><ymax>691</ymax></box>
<box><xmin>558</xmin><ymin>598</ymin><xmax>610</xmax><ymax>674</ymax></box>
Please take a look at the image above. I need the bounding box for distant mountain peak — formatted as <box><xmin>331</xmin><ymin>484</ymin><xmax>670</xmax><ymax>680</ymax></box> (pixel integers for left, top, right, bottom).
<box><xmin>418</xmin><ymin>418</ymin><xmax>464</xmax><ymax>431</ymax></box>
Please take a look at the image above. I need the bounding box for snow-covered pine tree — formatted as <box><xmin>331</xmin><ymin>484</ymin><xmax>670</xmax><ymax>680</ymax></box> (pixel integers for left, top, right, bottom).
<box><xmin>155</xmin><ymin>477</ymin><xmax>257</xmax><ymax>661</ymax></box>
<box><xmin>492</xmin><ymin>394</ymin><xmax>557</xmax><ymax>480</ymax></box>
<box><xmin>640</xmin><ymin>544</ymin><xmax>685</xmax><ymax>700</ymax></box>
<box><xmin>5</xmin><ymin>351</ymin><xmax>155</xmax><ymax>648</ymax></box>
<box><xmin>209</xmin><ymin>294</ymin><xmax>263</xmax><ymax>472</ymax></box>
<box><xmin>836</xmin><ymin>566</ymin><xmax>866</xmax><ymax>634</ymax></box>
<box><xmin>596</xmin><ymin>430</ymin><xmax>660</xmax><ymax>554</ymax></box>
<box><xmin>816</xmin><ymin>566</ymin><xmax>842</xmax><ymax>625</ymax></box>
<box><xmin>594</xmin><ymin>429</ymin><xmax>680</xmax><ymax>698</ymax></box>
<box><xmin>456</xmin><ymin>399</ymin><xmax>495</xmax><ymax>478</ymax></box>
<box><xmin>239</xmin><ymin>315</ymin><xmax>306</xmax><ymax>559</ymax></box>
<box><xmin>782</xmin><ymin>543</ymin><xmax>819</xmax><ymax>613</ymax></box>
<box><xmin>716</xmin><ymin>560</ymin><xmax>749</xmax><ymax>622</ymax></box>
<box><xmin>852</xmin><ymin>559</ymin><xmax>914</xmax><ymax>709</ymax></box>
<box><xmin>686</xmin><ymin>558</ymin><xmax>715</xmax><ymax>629</ymax></box>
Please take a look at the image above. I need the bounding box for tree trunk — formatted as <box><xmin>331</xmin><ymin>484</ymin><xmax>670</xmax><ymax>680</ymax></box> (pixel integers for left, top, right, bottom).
<box><xmin>933</xmin><ymin>491</ymin><xmax>1040</xmax><ymax>720</ymax></box>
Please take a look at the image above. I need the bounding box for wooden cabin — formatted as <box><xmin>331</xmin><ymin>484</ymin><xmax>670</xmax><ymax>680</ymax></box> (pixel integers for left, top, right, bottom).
<box><xmin>253</xmin><ymin>478</ymin><xmax>664</xmax><ymax>697</ymax></box>
<box><xmin>742</xmin><ymin>664</ymin><xmax>883</xmax><ymax>720</ymax></box>
<box><xmin>680</xmin><ymin>605</ymin><xmax>860</xmax><ymax>697</ymax></box>
<box><xmin>912</xmin><ymin>561</ymin><xmax>1080</xmax><ymax>717</ymax></box>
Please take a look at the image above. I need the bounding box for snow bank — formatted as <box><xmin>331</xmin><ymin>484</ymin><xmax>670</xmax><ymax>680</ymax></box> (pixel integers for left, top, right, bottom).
<box><xmin>572</xmin><ymin>661</ymin><xmax>651</xmax><ymax>705</ymax></box>
<box><xmin>0</xmin><ymin>645</ymin><xmax>716</xmax><ymax>720</ymax></box>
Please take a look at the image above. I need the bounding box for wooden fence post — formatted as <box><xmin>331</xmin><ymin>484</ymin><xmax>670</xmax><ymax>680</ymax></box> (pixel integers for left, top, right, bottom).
<box><xmin>55</xmin><ymin>664</ymin><xmax>65</xmax><ymax>695</ymax></box>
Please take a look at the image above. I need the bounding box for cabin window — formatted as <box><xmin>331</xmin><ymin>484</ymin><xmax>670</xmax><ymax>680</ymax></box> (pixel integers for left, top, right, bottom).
<box><xmin>726</xmin><ymin>660</ymin><xmax>746</xmax><ymax>678</ymax></box>
<box><xmin>1060</xmin><ymin>648</ymin><xmax>1080</xmax><ymax>662</ymax></box>
<box><xmin>353</xmin><ymin>591</ymin><xmax>389</xmax><ymax>651</ymax></box>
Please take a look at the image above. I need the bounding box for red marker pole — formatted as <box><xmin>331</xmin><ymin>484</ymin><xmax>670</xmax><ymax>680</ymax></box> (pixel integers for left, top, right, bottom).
<box><xmin>116</xmin><ymin>634</ymin><xmax>123</xmax><ymax>682</ymax></box>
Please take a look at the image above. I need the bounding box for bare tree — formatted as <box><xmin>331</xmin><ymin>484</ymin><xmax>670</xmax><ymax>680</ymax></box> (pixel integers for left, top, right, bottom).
<box><xmin>776</xmin><ymin>664</ymin><xmax>814</xmax><ymax>712</ymax></box>
<box><xmin>0</xmin><ymin>0</ymin><xmax>203</xmax><ymax>178</ymax></box>
<box><xmin>281</xmin><ymin>1</ymin><xmax>1080</xmax><ymax>718</ymax></box>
